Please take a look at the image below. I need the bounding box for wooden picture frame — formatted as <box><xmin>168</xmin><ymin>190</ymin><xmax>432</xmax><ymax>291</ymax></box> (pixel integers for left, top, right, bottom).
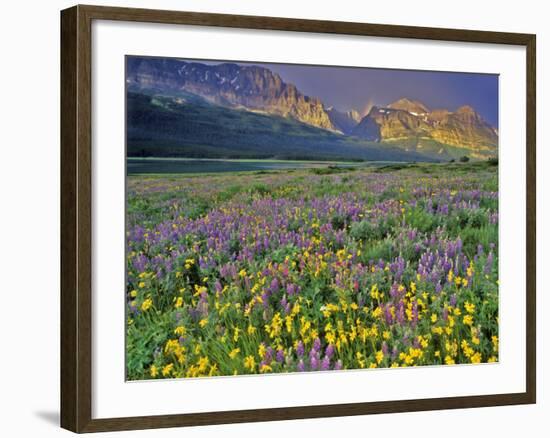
<box><xmin>61</xmin><ymin>4</ymin><xmax>536</xmax><ymax>433</ymax></box>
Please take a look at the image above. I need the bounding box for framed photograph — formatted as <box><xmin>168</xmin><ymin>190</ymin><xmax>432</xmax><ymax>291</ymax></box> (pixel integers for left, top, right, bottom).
<box><xmin>60</xmin><ymin>4</ymin><xmax>536</xmax><ymax>433</ymax></box>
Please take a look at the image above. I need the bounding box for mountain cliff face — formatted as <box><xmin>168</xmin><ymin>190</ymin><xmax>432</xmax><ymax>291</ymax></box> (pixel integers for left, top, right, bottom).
<box><xmin>352</xmin><ymin>99</ymin><xmax>497</xmax><ymax>156</ymax></box>
<box><xmin>127</xmin><ymin>57</ymin><xmax>337</xmax><ymax>131</ymax></box>
<box><xmin>353</xmin><ymin>105</ymin><xmax>432</xmax><ymax>140</ymax></box>
<box><xmin>428</xmin><ymin>106</ymin><xmax>498</xmax><ymax>153</ymax></box>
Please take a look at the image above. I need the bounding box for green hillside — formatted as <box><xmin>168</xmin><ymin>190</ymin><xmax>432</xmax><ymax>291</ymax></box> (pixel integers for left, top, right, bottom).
<box><xmin>126</xmin><ymin>92</ymin><xmax>440</xmax><ymax>162</ymax></box>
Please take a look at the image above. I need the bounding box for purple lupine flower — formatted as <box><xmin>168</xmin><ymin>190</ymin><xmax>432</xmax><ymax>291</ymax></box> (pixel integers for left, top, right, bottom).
<box><xmin>396</xmin><ymin>300</ymin><xmax>405</xmax><ymax>325</ymax></box>
<box><xmin>297</xmin><ymin>360</ymin><xmax>305</xmax><ymax>372</ymax></box>
<box><xmin>334</xmin><ymin>360</ymin><xmax>343</xmax><ymax>370</ymax></box>
<box><xmin>485</xmin><ymin>251</ymin><xmax>494</xmax><ymax>274</ymax></box>
<box><xmin>286</xmin><ymin>283</ymin><xmax>297</xmax><ymax>296</ymax></box>
<box><xmin>296</xmin><ymin>341</ymin><xmax>304</xmax><ymax>357</ymax></box>
<box><xmin>391</xmin><ymin>346</ymin><xmax>398</xmax><ymax>361</ymax></box>
<box><xmin>310</xmin><ymin>355</ymin><xmax>319</xmax><ymax>370</ymax></box>
<box><xmin>390</xmin><ymin>283</ymin><xmax>400</xmax><ymax>298</ymax></box>
<box><xmin>313</xmin><ymin>337</ymin><xmax>321</xmax><ymax>352</ymax></box>
<box><xmin>276</xmin><ymin>349</ymin><xmax>285</xmax><ymax>364</ymax></box>
<box><xmin>384</xmin><ymin>304</ymin><xmax>394</xmax><ymax>325</ymax></box>
<box><xmin>450</xmin><ymin>294</ymin><xmax>457</xmax><ymax>307</ymax></box>
<box><xmin>411</xmin><ymin>301</ymin><xmax>419</xmax><ymax>327</ymax></box>
<box><xmin>269</xmin><ymin>278</ymin><xmax>279</xmax><ymax>293</ymax></box>
<box><xmin>261</xmin><ymin>292</ymin><xmax>269</xmax><ymax>307</ymax></box>
<box><xmin>321</xmin><ymin>356</ymin><xmax>331</xmax><ymax>371</ymax></box>
<box><xmin>325</xmin><ymin>344</ymin><xmax>335</xmax><ymax>359</ymax></box>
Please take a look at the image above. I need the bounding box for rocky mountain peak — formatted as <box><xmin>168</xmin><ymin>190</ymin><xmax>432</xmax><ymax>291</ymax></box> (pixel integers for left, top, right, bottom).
<box><xmin>387</xmin><ymin>98</ymin><xmax>429</xmax><ymax>114</ymax></box>
<box><xmin>352</xmin><ymin>100</ymin><xmax>497</xmax><ymax>155</ymax></box>
<box><xmin>456</xmin><ymin>105</ymin><xmax>476</xmax><ymax>114</ymax></box>
<box><xmin>127</xmin><ymin>58</ymin><xmax>336</xmax><ymax>131</ymax></box>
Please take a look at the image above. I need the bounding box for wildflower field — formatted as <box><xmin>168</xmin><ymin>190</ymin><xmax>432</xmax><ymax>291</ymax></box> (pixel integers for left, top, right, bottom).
<box><xmin>126</xmin><ymin>162</ymin><xmax>499</xmax><ymax>380</ymax></box>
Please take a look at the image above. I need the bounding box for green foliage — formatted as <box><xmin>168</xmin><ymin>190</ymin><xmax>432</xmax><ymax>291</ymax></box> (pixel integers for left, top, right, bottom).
<box><xmin>350</xmin><ymin>220</ymin><xmax>380</xmax><ymax>241</ymax></box>
<box><xmin>406</xmin><ymin>208</ymin><xmax>439</xmax><ymax>233</ymax></box>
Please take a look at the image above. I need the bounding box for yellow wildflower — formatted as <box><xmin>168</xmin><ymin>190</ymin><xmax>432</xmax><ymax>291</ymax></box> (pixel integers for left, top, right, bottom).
<box><xmin>209</xmin><ymin>363</ymin><xmax>218</xmax><ymax>376</ymax></box>
<box><xmin>141</xmin><ymin>298</ymin><xmax>153</xmax><ymax>312</ymax></box>
<box><xmin>258</xmin><ymin>343</ymin><xmax>266</xmax><ymax>358</ymax></box>
<box><xmin>162</xmin><ymin>363</ymin><xmax>174</xmax><ymax>376</ymax></box>
<box><xmin>447</xmin><ymin>270</ymin><xmax>454</xmax><ymax>283</ymax></box>
<box><xmin>244</xmin><ymin>355</ymin><xmax>256</xmax><ymax>371</ymax></box>
<box><xmin>197</xmin><ymin>356</ymin><xmax>209</xmax><ymax>372</ymax></box>
<box><xmin>463</xmin><ymin>315</ymin><xmax>474</xmax><ymax>326</ymax></box>
<box><xmin>492</xmin><ymin>335</ymin><xmax>499</xmax><ymax>352</ymax></box>
<box><xmin>464</xmin><ymin>301</ymin><xmax>476</xmax><ymax>314</ymax></box>
<box><xmin>193</xmin><ymin>285</ymin><xmax>207</xmax><ymax>297</ymax></box>
<box><xmin>174</xmin><ymin>326</ymin><xmax>186</xmax><ymax>336</ymax></box>
<box><xmin>260</xmin><ymin>364</ymin><xmax>273</xmax><ymax>373</ymax></box>
<box><xmin>370</xmin><ymin>284</ymin><xmax>380</xmax><ymax>300</ymax></box>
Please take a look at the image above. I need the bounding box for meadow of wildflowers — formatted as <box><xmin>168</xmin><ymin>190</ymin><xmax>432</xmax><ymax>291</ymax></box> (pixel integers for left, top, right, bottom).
<box><xmin>125</xmin><ymin>162</ymin><xmax>499</xmax><ymax>380</ymax></box>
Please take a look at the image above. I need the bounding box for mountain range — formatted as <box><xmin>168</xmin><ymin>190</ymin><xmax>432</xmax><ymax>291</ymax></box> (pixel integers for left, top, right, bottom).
<box><xmin>126</xmin><ymin>57</ymin><xmax>498</xmax><ymax>161</ymax></box>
